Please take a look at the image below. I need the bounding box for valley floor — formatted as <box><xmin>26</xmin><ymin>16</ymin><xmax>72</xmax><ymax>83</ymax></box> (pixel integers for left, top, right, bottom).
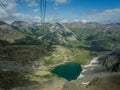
<box><xmin>0</xmin><ymin>45</ymin><xmax>120</xmax><ymax>90</ymax></box>
<box><xmin>10</xmin><ymin>56</ymin><xmax>120</xmax><ymax>90</ymax></box>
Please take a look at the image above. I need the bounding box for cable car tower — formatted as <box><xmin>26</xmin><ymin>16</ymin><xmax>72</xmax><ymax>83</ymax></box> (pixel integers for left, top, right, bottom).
<box><xmin>40</xmin><ymin>0</ymin><xmax>47</xmax><ymax>34</ymax></box>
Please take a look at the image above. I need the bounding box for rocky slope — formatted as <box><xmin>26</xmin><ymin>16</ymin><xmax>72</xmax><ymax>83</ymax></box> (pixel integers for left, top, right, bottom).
<box><xmin>40</xmin><ymin>23</ymin><xmax>78</xmax><ymax>45</ymax></box>
<box><xmin>11</xmin><ymin>21</ymin><xmax>40</xmax><ymax>37</ymax></box>
<box><xmin>12</xmin><ymin>21</ymin><xmax>50</xmax><ymax>37</ymax></box>
<box><xmin>98</xmin><ymin>49</ymin><xmax>120</xmax><ymax>72</ymax></box>
<box><xmin>0</xmin><ymin>21</ymin><xmax>25</xmax><ymax>43</ymax></box>
<box><xmin>11</xmin><ymin>21</ymin><xmax>31</xmax><ymax>30</ymax></box>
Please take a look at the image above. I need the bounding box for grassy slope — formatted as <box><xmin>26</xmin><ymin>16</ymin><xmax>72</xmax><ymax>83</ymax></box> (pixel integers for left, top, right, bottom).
<box><xmin>43</xmin><ymin>45</ymin><xmax>95</xmax><ymax>66</ymax></box>
<box><xmin>0</xmin><ymin>24</ymin><xmax>25</xmax><ymax>43</ymax></box>
<box><xmin>0</xmin><ymin>45</ymin><xmax>95</xmax><ymax>90</ymax></box>
<box><xmin>0</xmin><ymin>45</ymin><xmax>51</xmax><ymax>65</ymax></box>
<box><xmin>0</xmin><ymin>45</ymin><xmax>53</xmax><ymax>89</ymax></box>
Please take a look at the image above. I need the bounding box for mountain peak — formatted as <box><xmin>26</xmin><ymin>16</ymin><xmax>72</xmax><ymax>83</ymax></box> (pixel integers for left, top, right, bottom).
<box><xmin>41</xmin><ymin>22</ymin><xmax>78</xmax><ymax>45</ymax></box>
<box><xmin>50</xmin><ymin>22</ymin><xmax>65</xmax><ymax>32</ymax></box>
<box><xmin>11</xmin><ymin>21</ymin><xmax>31</xmax><ymax>29</ymax></box>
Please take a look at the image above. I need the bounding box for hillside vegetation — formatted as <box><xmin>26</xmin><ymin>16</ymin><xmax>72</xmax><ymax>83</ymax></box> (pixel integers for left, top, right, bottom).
<box><xmin>0</xmin><ymin>21</ymin><xmax>120</xmax><ymax>90</ymax></box>
<box><xmin>43</xmin><ymin>45</ymin><xmax>95</xmax><ymax>65</ymax></box>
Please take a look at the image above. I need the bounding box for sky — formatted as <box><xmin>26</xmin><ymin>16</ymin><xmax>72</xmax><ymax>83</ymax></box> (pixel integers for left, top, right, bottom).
<box><xmin>0</xmin><ymin>0</ymin><xmax>120</xmax><ymax>23</ymax></box>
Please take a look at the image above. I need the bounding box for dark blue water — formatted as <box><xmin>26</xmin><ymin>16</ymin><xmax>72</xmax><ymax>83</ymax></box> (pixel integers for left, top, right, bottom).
<box><xmin>51</xmin><ymin>62</ymin><xmax>82</xmax><ymax>81</ymax></box>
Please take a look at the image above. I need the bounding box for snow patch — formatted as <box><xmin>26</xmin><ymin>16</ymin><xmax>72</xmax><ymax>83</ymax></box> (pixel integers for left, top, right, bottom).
<box><xmin>78</xmin><ymin>74</ymin><xmax>85</xmax><ymax>79</ymax></box>
<box><xmin>81</xmin><ymin>81</ymin><xmax>91</xmax><ymax>86</ymax></box>
<box><xmin>84</xmin><ymin>57</ymin><xmax>99</xmax><ymax>68</ymax></box>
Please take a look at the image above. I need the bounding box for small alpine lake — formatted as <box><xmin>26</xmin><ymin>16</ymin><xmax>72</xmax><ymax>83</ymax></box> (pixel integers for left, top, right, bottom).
<box><xmin>51</xmin><ymin>62</ymin><xmax>82</xmax><ymax>81</ymax></box>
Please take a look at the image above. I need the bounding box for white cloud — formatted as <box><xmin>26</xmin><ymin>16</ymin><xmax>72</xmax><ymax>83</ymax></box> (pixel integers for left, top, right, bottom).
<box><xmin>0</xmin><ymin>10</ymin><xmax>40</xmax><ymax>23</ymax></box>
<box><xmin>33</xmin><ymin>16</ymin><xmax>41</xmax><ymax>22</ymax></box>
<box><xmin>0</xmin><ymin>0</ymin><xmax>39</xmax><ymax>23</ymax></box>
<box><xmin>24</xmin><ymin>0</ymin><xmax>37</xmax><ymax>7</ymax></box>
<box><xmin>28</xmin><ymin>0</ymin><xmax>37</xmax><ymax>7</ymax></box>
<box><xmin>60</xmin><ymin>19</ymin><xmax>68</xmax><ymax>23</ymax></box>
<box><xmin>74</xmin><ymin>19</ymin><xmax>79</xmax><ymax>22</ymax></box>
<box><xmin>81</xmin><ymin>19</ymin><xmax>90</xmax><ymax>23</ymax></box>
<box><xmin>54</xmin><ymin>0</ymin><xmax>70</xmax><ymax>9</ymax></box>
<box><xmin>4</xmin><ymin>0</ymin><xmax>17</xmax><ymax>11</ymax></box>
<box><xmin>0</xmin><ymin>0</ymin><xmax>17</xmax><ymax>23</ymax></box>
<box><xmin>33</xmin><ymin>9</ymin><xmax>39</xmax><ymax>12</ymax></box>
<box><xmin>84</xmin><ymin>8</ymin><xmax>120</xmax><ymax>23</ymax></box>
<box><xmin>55</xmin><ymin>0</ymin><xmax>69</xmax><ymax>3</ymax></box>
<box><xmin>14</xmin><ymin>13</ymin><xmax>41</xmax><ymax>23</ymax></box>
<box><xmin>0</xmin><ymin>7</ymin><xmax>11</xmax><ymax>23</ymax></box>
<box><xmin>1</xmin><ymin>0</ymin><xmax>120</xmax><ymax>24</ymax></box>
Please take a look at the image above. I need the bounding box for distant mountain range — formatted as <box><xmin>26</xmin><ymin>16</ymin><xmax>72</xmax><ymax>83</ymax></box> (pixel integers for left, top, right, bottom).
<box><xmin>0</xmin><ymin>20</ymin><xmax>120</xmax><ymax>50</ymax></box>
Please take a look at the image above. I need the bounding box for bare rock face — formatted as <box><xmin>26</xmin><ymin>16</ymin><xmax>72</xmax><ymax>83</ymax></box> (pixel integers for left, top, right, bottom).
<box><xmin>98</xmin><ymin>49</ymin><xmax>120</xmax><ymax>72</ymax></box>
<box><xmin>43</xmin><ymin>22</ymin><xmax>78</xmax><ymax>45</ymax></box>
<box><xmin>11</xmin><ymin>21</ymin><xmax>31</xmax><ymax>29</ymax></box>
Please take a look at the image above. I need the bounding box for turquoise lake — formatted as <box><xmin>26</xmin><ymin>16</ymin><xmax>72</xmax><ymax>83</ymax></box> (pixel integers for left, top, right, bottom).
<box><xmin>51</xmin><ymin>62</ymin><xmax>82</xmax><ymax>81</ymax></box>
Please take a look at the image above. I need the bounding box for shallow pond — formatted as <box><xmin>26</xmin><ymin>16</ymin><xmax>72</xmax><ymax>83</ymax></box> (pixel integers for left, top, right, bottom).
<box><xmin>51</xmin><ymin>62</ymin><xmax>82</xmax><ymax>81</ymax></box>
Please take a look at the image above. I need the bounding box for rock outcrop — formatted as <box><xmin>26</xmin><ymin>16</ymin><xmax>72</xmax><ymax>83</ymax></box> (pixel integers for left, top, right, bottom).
<box><xmin>42</xmin><ymin>22</ymin><xmax>78</xmax><ymax>45</ymax></box>
<box><xmin>98</xmin><ymin>49</ymin><xmax>120</xmax><ymax>72</ymax></box>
